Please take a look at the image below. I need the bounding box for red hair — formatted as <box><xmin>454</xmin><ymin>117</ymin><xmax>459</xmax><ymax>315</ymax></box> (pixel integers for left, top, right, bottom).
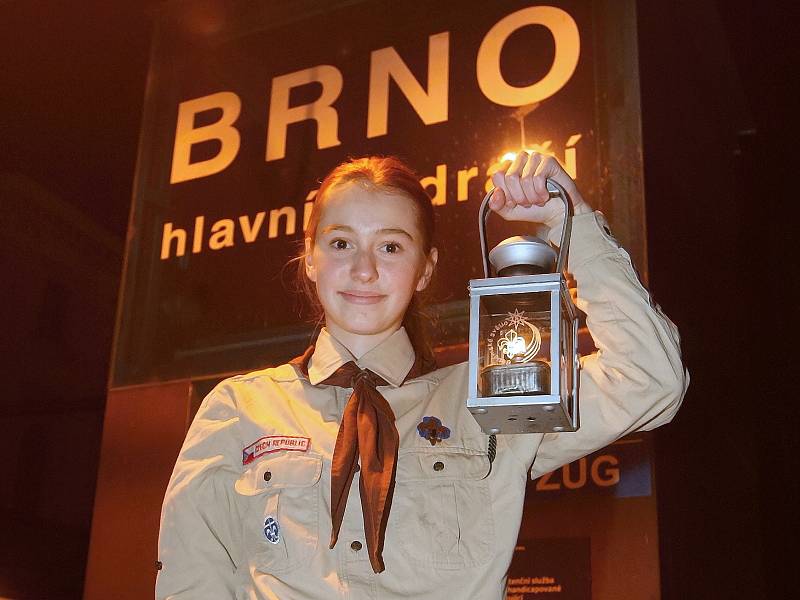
<box><xmin>297</xmin><ymin>156</ymin><xmax>436</xmax><ymax>368</ymax></box>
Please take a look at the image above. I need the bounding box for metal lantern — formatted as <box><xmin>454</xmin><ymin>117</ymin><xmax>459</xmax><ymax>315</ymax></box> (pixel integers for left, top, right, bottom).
<box><xmin>467</xmin><ymin>180</ymin><xmax>580</xmax><ymax>434</ymax></box>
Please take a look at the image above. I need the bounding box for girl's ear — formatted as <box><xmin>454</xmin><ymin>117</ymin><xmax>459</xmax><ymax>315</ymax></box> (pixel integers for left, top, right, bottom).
<box><xmin>416</xmin><ymin>247</ymin><xmax>438</xmax><ymax>292</ymax></box>
<box><xmin>304</xmin><ymin>237</ymin><xmax>317</xmax><ymax>282</ymax></box>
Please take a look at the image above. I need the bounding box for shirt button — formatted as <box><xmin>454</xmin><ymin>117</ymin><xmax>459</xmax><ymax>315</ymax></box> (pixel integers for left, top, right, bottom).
<box><xmin>354</xmin><ymin>464</ymin><xmax>360</xmax><ymax>472</ymax></box>
<box><xmin>155</xmin><ymin>561</ymin><xmax>163</xmax><ymax>571</ymax></box>
<box><xmin>350</xmin><ymin>541</ymin><xmax>363</xmax><ymax>551</ymax></box>
<box><xmin>263</xmin><ymin>471</ymin><xmax>272</xmax><ymax>482</ymax></box>
<box><xmin>433</xmin><ymin>461</ymin><xmax>445</xmax><ymax>471</ymax></box>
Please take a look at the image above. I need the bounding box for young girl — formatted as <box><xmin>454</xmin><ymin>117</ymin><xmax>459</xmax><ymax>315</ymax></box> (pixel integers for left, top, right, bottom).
<box><xmin>156</xmin><ymin>153</ymin><xmax>687</xmax><ymax>599</ymax></box>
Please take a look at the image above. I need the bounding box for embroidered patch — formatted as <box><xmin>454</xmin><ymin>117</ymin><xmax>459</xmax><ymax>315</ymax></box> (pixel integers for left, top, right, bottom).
<box><xmin>263</xmin><ymin>516</ymin><xmax>280</xmax><ymax>544</ymax></box>
<box><xmin>417</xmin><ymin>416</ymin><xmax>451</xmax><ymax>446</ymax></box>
<box><xmin>242</xmin><ymin>436</ymin><xmax>310</xmax><ymax>465</ymax></box>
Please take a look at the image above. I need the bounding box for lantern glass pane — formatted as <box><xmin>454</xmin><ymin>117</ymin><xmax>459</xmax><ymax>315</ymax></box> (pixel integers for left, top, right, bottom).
<box><xmin>477</xmin><ymin>290</ymin><xmax>553</xmax><ymax>398</ymax></box>
<box><xmin>560</xmin><ymin>311</ymin><xmax>573</xmax><ymax>402</ymax></box>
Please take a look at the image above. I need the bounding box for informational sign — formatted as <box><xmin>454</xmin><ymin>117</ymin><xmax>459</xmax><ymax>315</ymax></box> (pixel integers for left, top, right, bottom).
<box><xmin>531</xmin><ymin>435</ymin><xmax>652</xmax><ymax>499</ymax></box>
<box><xmin>515</xmin><ymin>433</ymin><xmax>662</xmax><ymax>599</ymax></box>
<box><xmin>112</xmin><ymin>0</ymin><xmax>629</xmax><ymax>386</ymax></box>
<box><xmin>508</xmin><ymin>537</ymin><xmax>591</xmax><ymax>599</ymax></box>
<box><xmin>509</xmin><ymin>436</ymin><xmax>658</xmax><ymax>597</ymax></box>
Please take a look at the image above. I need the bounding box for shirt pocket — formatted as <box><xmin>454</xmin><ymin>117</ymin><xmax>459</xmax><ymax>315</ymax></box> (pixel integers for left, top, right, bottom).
<box><xmin>234</xmin><ymin>452</ymin><xmax>322</xmax><ymax>573</ymax></box>
<box><xmin>389</xmin><ymin>447</ymin><xmax>494</xmax><ymax>570</ymax></box>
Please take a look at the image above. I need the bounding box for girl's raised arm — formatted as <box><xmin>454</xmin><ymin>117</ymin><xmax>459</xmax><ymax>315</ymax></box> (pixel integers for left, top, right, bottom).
<box><xmin>488</xmin><ymin>151</ymin><xmax>688</xmax><ymax>475</ymax></box>
<box><xmin>529</xmin><ymin>210</ymin><xmax>688</xmax><ymax>477</ymax></box>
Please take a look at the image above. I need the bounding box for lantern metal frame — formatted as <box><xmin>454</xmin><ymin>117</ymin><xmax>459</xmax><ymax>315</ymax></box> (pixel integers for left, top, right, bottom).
<box><xmin>467</xmin><ymin>180</ymin><xmax>581</xmax><ymax>434</ymax></box>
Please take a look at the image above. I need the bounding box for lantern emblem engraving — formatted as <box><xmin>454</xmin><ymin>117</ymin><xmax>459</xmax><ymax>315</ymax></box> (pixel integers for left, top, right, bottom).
<box><xmin>489</xmin><ymin>309</ymin><xmax>542</xmax><ymax>364</ymax></box>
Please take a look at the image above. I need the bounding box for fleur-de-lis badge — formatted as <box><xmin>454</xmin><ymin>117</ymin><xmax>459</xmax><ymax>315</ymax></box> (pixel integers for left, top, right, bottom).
<box><xmin>417</xmin><ymin>416</ymin><xmax>451</xmax><ymax>446</ymax></box>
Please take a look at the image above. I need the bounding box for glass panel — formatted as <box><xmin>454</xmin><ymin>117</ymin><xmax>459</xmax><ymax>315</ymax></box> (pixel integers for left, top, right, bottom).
<box><xmin>561</xmin><ymin>312</ymin><xmax>572</xmax><ymax>404</ymax></box>
<box><xmin>560</xmin><ymin>292</ymin><xmax>579</xmax><ymax>415</ymax></box>
<box><xmin>478</xmin><ymin>291</ymin><xmax>553</xmax><ymax>397</ymax></box>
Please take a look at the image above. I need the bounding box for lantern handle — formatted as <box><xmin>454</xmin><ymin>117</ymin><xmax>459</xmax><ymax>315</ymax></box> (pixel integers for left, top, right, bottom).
<box><xmin>479</xmin><ymin>179</ymin><xmax>573</xmax><ymax>278</ymax></box>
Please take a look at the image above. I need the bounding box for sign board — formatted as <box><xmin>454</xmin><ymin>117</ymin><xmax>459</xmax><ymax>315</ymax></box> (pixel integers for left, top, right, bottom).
<box><xmin>111</xmin><ymin>0</ymin><xmax>644</xmax><ymax>387</ymax></box>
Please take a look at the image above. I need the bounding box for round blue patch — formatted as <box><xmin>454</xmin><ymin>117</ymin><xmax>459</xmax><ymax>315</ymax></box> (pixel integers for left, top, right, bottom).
<box><xmin>263</xmin><ymin>516</ymin><xmax>280</xmax><ymax>544</ymax></box>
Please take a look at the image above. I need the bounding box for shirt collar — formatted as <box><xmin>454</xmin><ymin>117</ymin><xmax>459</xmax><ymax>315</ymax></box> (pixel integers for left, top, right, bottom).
<box><xmin>307</xmin><ymin>327</ymin><xmax>416</xmax><ymax>388</ymax></box>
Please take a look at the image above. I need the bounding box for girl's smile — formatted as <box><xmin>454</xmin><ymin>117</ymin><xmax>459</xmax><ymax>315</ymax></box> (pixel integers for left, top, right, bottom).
<box><xmin>339</xmin><ymin>290</ymin><xmax>386</xmax><ymax>304</ymax></box>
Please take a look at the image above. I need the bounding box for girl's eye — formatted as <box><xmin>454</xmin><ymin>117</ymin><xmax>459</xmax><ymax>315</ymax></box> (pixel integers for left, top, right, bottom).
<box><xmin>383</xmin><ymin>242</ymin><xmax>401</xmax><ymax>254</ymax></box>
<box><xmin>331</xmin><ymin>239</ymin><xmax>351</xmax><ymax>250</ymax></box>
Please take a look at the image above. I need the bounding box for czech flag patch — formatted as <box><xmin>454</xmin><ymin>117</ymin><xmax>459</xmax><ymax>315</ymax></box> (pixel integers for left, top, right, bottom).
<box><xmin>242</xmin><ymin>436</ymin><xmax>310</xmax><ymax>465</ymax></box>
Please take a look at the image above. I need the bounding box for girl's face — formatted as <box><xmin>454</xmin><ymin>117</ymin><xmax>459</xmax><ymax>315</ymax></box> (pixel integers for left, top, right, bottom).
<box><xmin>305</xmin><ymin>180</ymin><xmax>437</xmax><ymax>355</ymax></box>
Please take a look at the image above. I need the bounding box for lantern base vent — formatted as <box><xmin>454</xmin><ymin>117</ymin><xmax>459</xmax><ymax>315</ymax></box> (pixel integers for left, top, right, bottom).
<box><xmin>467</xmin><ymin>393</ymin><xmax>578</xmax><ymax>434</ymax></box>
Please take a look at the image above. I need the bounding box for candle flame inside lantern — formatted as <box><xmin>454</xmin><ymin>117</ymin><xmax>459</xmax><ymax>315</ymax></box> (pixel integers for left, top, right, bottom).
<box><xmin>500</xmin><ymin>331</ymin><xmax>528</xmax><ymax>359</ymax></box>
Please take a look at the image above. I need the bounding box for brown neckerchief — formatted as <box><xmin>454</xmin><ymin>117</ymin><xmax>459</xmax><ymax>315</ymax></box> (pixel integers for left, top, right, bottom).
<box><xmin>290</xmin><ymin>344</ymin><xmax>432</xmax><ymax>573</ymax></box>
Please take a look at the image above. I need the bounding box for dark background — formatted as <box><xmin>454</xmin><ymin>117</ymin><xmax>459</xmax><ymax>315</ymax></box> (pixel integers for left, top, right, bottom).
<box><xmin>0</xmin><ymin>1</ymin><xmax>794</xmax><ymax>598</ymax></box>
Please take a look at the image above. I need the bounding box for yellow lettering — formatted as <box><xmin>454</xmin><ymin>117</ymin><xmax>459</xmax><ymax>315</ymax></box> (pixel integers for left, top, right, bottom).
<box><xmin>420</xmin><ymin>163</ymin><xmax>447</xmax><ymax>206</ymax></box>
<box><xmin>160</xmin><ymin>222</ymin><xmax>186</xmax><ymax>259</ymax></box>
<box><xmin>192</xmin><ymin>216</ymin><xmax>205</xmax><ymax>254</ymax></box>
<box><xmin>302</xmin><ymin>188</ymin><xmax>319</xmax><ymax>233</ymax></box>
<box><xmin>170</xmin><ymin>91</ymin><xmax>241</xmax><ymax>183</ymax></box>
<box><xmin>367</xmin><ymin>31</ymin><xmax>449</xmax><ymax>138</ymax></box>
<box><xmin>268</xmin><ymin>206</ymin><xmax>297</xmax><ymax>238</ymax></box>
<box><xmin>591</xmin><ymin>455</ymin><xmax>620</xmax><ymax>487</ymax></box>
<box><xmin>457</xmin><ymin>166</ymin><xmax>478</xmax><ymax>201</ymax></box>
<box><xmin>209</xmin><ymin>219</ymin><xmax>235</xmax><ymax>250</ymax></box>
<box><xmin>238</xmin><ymin>212</ymin><xmax>265</xmax><ymax>242</ymax></box>
<box><xmin>562</xmin><ymin>457</ymin><xmax>587</xmax><ymax>489</ymax></box>
<box><xmin>477</xmin><ymin>6</ymin><xmax>579</xmax><ymax>107</ymax></box>
<box><xmin>564</xmin><ymin>134</ymin><xmax>581</xmax><ymax>180</ymax></box>
<box><xmin>535</xmin><ymin>470</ymin><xmax>560</xmax><ymax>491</ymax></box>
<box><xmin>266</xmin><ymin>65</ymin><xmax>343</xmax><ymax>162</ymax></box>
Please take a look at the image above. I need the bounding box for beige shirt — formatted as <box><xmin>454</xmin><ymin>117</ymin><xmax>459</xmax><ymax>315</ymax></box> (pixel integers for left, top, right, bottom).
<box><xmin>156</xmin><ymin>212</ymin><xmax>688</xmax><ymax>599</ymax></box>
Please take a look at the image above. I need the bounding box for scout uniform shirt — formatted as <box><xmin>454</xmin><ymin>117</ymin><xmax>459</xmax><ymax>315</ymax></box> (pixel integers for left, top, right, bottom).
<box><xmin>156</xmin><ymin>212</ymin><xmax>688</xmax><ymax>600</ymax></box>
